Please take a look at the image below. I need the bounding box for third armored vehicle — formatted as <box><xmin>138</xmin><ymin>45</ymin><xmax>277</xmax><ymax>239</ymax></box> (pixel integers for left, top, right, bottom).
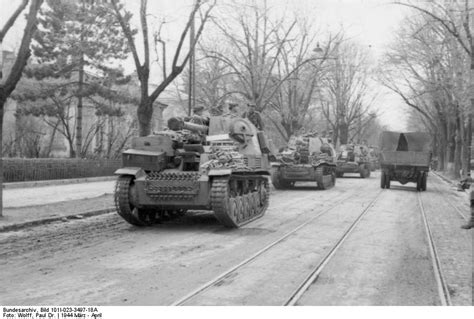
<box><xmin>335</xmin><ymin>144</ymin><xmax>372</xmax><ymax>178</ymax></box>
<box><xmin>114</xmin><ymin>115</ymin><xmax>272</xmax><ymax>228</ymax></box>
<box><xmin>379</xmin><ymin>131</ymin><xmax>431</xmax><ymax>191</ymax></box>
<box><xmin>271</xmin><ymin>134</ymin><xmax>337</xmax><ymax>189</ymax></box>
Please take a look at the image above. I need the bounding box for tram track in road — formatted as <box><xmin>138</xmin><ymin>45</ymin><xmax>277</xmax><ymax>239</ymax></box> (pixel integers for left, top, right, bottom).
<box><xmin>417</xmin><ymin>191</ymin><xmax>452</xmax><ymax>306</ymax></box>
<box><xmin>171</xmin><ymin>189</ymin><xmax>383</xmax><ymax>306</ymax></box>
<box><xmin>283</xmin><ymin>190</ymin><xmax>383</xmax><ymax>306</ymax></box>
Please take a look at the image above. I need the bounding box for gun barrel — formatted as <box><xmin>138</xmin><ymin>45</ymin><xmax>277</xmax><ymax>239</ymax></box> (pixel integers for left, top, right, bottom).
<box><xmin>168</xmin><ymin>117</ymin><xmax>209</xmax><ymax>134</ymax></box>
<box><xmin>182</xmin><ymin>121</ymin><xmax>209</xmax><ymax>134</ymax></box>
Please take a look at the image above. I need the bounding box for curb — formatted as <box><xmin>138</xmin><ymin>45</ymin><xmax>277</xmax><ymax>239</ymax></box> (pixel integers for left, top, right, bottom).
<box><xmin>3</xmin><ymin>176</ymin><xmax>117</xmax><ymax>190</ymax></box>
<box><xmin>0</xmin><ymin>207</ymin><xmax>116</xmax><ymax>233</ymax></box>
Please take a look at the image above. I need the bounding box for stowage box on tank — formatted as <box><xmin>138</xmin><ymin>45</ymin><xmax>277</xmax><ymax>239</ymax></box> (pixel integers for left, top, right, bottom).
<box><xmin>114</xmin><ymin>115</ymin><xmax>273</xmax><ymax>228</ymax></box>
<box><xmin>271</xmin><ymin>133</ymin><xmax>337</xmax><ymax>190</ymax></box>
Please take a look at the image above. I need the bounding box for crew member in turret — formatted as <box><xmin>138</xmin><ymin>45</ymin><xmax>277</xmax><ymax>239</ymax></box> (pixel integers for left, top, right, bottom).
<box><xmin>225</xmin><ymin>103</ymin><xmax>240</xmax><ymax>117</ymax></box>
<box><xmin>243</xmin><ymin>103</ymin><xmax>264</xmax><ymax>130</ymax></box>
<box><xmin>187</xmin><ymin>105</ymin><xmax>209</xmax><ymax>126</ymax></box>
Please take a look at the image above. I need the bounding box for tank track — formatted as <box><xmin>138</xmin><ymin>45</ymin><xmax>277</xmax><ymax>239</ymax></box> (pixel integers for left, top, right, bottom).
<box><xmin>115</xmin><ymin>176</ymin><xmax>156</xmax><ymax>226</ymax></box>
<box><xmin>315</xmin><ymin>165</ymin><xmax>336</xmax><ymax>190</ymax></box>
<box><xmin>211</xmin><ymin>175</ymin><xmax>269</xmax><ymax>228</ymax></box>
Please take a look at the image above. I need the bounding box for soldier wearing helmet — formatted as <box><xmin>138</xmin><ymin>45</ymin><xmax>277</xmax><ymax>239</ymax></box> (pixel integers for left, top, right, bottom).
<box><xmin>243</xmin><ymin>103</ymin><xmax>264</xmax><ymax>131</ymax></box>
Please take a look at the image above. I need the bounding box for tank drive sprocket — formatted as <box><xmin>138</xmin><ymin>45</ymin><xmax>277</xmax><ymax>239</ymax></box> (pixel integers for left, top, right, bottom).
<box><xmin>115</xmin><ymin>176</ymin><xmax>158</xmax><ymax>226</ymax></box>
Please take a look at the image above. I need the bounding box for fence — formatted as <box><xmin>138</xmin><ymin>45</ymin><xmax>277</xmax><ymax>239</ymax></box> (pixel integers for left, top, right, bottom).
<box><xmin>2</xmin><ymin>158</ymin><xmax>122</xmax><ymax>182</ymax></box>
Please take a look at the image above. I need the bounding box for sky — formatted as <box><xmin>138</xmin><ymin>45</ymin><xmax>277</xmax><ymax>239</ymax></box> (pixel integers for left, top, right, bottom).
<box><xmin>0</xmin><ymin>0</ymin><xmax>414</xmax><ymax>130</ymax></box>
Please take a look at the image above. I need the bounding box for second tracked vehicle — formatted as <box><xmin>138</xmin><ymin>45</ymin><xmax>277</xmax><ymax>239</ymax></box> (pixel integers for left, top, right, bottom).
<box><xmin>114</xmin><ymin>115</ymin><xmax>273</xmax><ymax>228</ymax></box>
<box><xmin>271</xmin><ymin>134</ymin><xmax>337</xmax><ymax>189</ymax></box>
<box><xmin>335</xmin><ymin>144</ymin><xmax>372</xmax><ymax>178</ymax></box>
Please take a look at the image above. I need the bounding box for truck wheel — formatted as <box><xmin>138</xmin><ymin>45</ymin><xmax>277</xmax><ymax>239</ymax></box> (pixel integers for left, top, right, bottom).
<box><xmin>385</xmin><ymin>174</ymin><xmax>391</xmax><ymax>189</ymax></box>
<box><xmin>416</xmin><ymin>173</ymin><xmax>422</xmax><ymax>191</ymax></box>
<box><xmin>380</xmin><ymin>171</ymin><xmax>386</xmax><ymax>189</ymax></box>
<box><xmin>422</xmin><ymin>173</ymin><xmax>427</xmax><ymax>191</ymax></box>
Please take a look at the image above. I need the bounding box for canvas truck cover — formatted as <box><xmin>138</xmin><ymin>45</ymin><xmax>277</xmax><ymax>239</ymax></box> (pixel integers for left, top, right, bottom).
<box><xmin>379</xmin><ymin>131</ymin><xmax>432</xmax><ymax>152</ymax></box>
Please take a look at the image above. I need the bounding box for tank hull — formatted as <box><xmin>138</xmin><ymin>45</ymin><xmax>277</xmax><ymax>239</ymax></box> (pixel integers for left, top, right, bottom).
<box><xmin>271</xmin><ymin>163</ymin><xmax>336</xmax><ymax>189</ymax></box>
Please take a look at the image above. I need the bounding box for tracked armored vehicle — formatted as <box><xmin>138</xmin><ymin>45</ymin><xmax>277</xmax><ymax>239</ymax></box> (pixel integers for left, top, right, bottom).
<box><xmin>114</xmin><ymin>115</ymin><xmax>272</xmax><ymax>228</ymax></box>
<box><xmin>271</xmin><ymin>134</ymin><xmax>337</xmax><ymax>189</ymax></box>
<box><xmin>335</xmin><ymin>144</ymin><xmax>371</xmax><ymax>178</ymax></box>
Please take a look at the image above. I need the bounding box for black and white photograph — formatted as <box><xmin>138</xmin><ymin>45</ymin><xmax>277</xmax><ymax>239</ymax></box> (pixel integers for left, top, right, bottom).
<box><xmin>0</xmin><ymin>0</ymin><xmax>472</xmax><ymax>315</ymax></box>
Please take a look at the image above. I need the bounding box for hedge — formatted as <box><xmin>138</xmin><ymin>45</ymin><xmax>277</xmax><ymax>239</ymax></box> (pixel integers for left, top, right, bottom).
<box><xmin>2</xmin><ymin>158</ymin><xmax>122</xmax><ymax>182</ymax></box>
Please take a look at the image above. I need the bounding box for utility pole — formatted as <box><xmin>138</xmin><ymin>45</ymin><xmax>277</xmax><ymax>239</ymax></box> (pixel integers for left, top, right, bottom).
<box><xmin>188</xmin><ymin>1</ymin><xmax>196</xmax><ymax>116</ymax></box>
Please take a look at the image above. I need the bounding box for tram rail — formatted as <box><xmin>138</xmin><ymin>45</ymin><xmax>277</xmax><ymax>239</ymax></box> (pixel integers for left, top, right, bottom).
<box><xmin>171</xmin><ymin>189</ymin><xmax>382</xmax><ymax>306</ymax></box>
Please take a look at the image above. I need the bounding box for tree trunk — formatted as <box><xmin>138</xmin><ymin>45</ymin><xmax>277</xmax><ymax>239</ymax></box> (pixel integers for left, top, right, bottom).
<box><xmin>68</xmin><ymin>137</ymin><xmax>75</xmax><ymax>158</ymax></box>
<box><xmin>454</xmin><ymin>122</ymin><xmax>462</xmax><ymax>178</ymax></box>
<box><xmin>45</xmin><ymin>120</ymin><xmax>59</xmax><ymax>157</ymax></box>
<box><xmin>339</xmin><ymin>122</ymin><xmax>349</xmax><ymax>145</ymax></box>
<box><xmin>0</xmin><ymin>95</ymin><xmax>5</xmax><ymax>217</ymax></box>
<box><xmin>467</xmin><ymin>115</ymin><xmax>472</xmax><ymax>172</ymax></box>
<box><xmin>75</xmin><ymin>57</ymin><xmax>84</xmax><ymax>158</ymax></box>
<box><xmin>137</xmin><ymin>99</ymin><xmax>153</xmax><ymax>136</ymax></box>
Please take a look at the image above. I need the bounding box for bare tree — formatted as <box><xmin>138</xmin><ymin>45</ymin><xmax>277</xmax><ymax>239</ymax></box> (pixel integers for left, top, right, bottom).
<box><xmin>0</xmin><ymin>0</ymin><xmax>43</xmax><ymax>216</ymax></box>
<box><xmin>394</xmin><ymin>0</ymin><xmax>473</xmax><ymax>175</ymax></box>
<box><xmin>320</xmin><ymin>39</ymin><xmax>376</xmax><ymax>146</ymax></box>
<box><xmin>204</xmin><ymin>2</ymin><xmax>318</xmax><ymax>112</ymax></box>
<box><xmin>266</xmin><ymin>25</ymin><xmax>335</xmax><ymax>141</ymax></box>
<box><xmin>381</xmin><ymin>10</ymin><xmax>469</xmax><ymax>177</ymax></box>
<box><xmin>111</xmin><ymin>0</ymin><xmax>215</xmax><ymax>136</ymax></box>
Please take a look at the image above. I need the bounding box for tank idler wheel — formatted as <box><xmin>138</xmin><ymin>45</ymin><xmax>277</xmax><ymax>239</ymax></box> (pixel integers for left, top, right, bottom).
<box><xmin>115</xmin><ymin>175</ymin><xmax>156</xmax><ymax>227</ymax></box>
<box><xmin>270</xmin><ymin>168</ymin><xmax>285</xmax><ymax>190</ymax></box>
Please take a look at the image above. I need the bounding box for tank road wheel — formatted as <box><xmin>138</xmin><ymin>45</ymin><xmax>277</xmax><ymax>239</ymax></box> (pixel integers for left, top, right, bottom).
<box><xmin>115</xmin><ymin>176</ymin><xmax>156</xmax><ymax>226</ymax></box>
<box><xmin>422</xmin><ymin>173</ymin><xmax>427</xmax><ymax>191</ymax></box>
<box><xmin>380</xmin><ymin>171</ymin><xmax>386</xmax><ymax>189</ymax></box>
<box><xmin>211</xmin><ymin>176</ymin><xmax>269</xmax><ymax>228</ymax></box>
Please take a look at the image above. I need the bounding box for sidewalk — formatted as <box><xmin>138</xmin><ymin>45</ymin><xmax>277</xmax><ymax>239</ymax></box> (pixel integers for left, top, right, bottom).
<box><xmin>431</xmin><ymin>170</ymin><xmax>471</xmax><ymax>203</ymax></box>
<box><xmin>0</xmin><ymin>178</ymin><xmax>117</xmax><ymax>232</ymax></box>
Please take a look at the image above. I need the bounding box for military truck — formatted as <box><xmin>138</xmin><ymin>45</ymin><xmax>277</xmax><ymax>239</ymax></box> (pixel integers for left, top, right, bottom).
<box><xmin>114</xmin><ymin>115</ymin><xmax>273</xmax><ymax>228</ymax></box>
<box><xmin>271</xmin><ymin>134</ymin><xmax>337</xmax><ymax>189</ymax></box>
<box><xmin>379</xmin><ymin>131</ymin><xmax>432</xmax><ymax>191</ymax></box>
<box><xmin>335</xmin><ymin>144</ymin><xmax>371</xmax><ymax>178</ymax></box>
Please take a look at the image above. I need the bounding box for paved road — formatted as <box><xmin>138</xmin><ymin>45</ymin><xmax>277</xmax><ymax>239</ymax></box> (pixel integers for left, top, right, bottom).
<box><xmin>0</xmin><ymin>172</ymin><xmax>471</xmax><ymax>305</ymax></box>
